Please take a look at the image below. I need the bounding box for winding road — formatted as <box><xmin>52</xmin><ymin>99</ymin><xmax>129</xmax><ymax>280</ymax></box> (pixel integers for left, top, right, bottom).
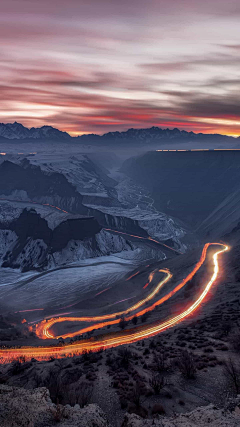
<box><xmin>0</xmin><ymin>242</ymin><xmax>228</xmax><ymax>363</ymax></box>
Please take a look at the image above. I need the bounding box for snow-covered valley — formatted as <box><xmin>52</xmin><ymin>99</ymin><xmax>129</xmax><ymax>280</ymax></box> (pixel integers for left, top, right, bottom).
<box><xmin>0</xmin><ymin>148</ymin><xmax>197</xmax><ymax>315</ymax></box>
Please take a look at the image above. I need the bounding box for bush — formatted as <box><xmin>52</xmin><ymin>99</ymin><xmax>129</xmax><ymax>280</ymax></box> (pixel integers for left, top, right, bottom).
<box><xmin>230</xmin><ymin>329</ymin><xmax>240</xmax><ymax>352</ymax></box>
<box><xmin>119</xmin><ymin>316</ymin><xmax>128</xmax><ymax>330</ymax></box>
<box><xmin>128</xmin><ymin>403</ymin><xmax>148</xmax><ymax>418</ymax></box>
<box><xmin>141</xmin><ymin>313</ymin><xmax>149</xmax><ymax>323</ymax></box>
<box><xmin>149</xmin><ymin>374</ymin><xmax>166</xmax><ymax>395</ymax></box>
<box><xmin>221</xmin><ymin>321</ymin><xmax>232</xmax><ymax>337</ymax></box>
<box><xmin>152</xmin><ymin>403</ymin><xmax>165</xmax><ymax>415</ymax></box>
<box><xmin>120</xmin><ymin>398</ymin><xmax>128</xmax><ymax>409</ymax></box>
<box><xmin>178</xmin><ymin>350</ymin><xmax>196</xmax><ymax>379</ymax></box>
<box><xmin>204</xmin><ymin>347</ymin><xmax>214</xmax><ymax>353</ymax></box>
<box><xmin>118</xmin><ymin>348</ymin><xmax>132</xmax><ymax>368</ymax></box>
<box><xmin>132</xmin><ymin>316</ymin><xmax>138</xmax><ymax>325</ymax></box>
<box><xmin>49</xmin><ymin>401</ymin><xmax>66</xmax><ymax>422</ymax></box>
<box><xmin>153</xmin><ymin>351</ymin><xmax>167</xmax><ymax>372</ymax></box>
<box><xmin>129</xmin><ymin>383</ymin><xmax>142</xmax><ymax>407</ymax></box>
<box><xmin>224</xmin><ymin>358</ymin><xmax>240</xmax><ymax>395</ymax></box>
<box><xmin>46</xmin><ymin>368</ymin><xmax>63</xmax><ymax>403</ymax></box>
<box><xmin>10</xmin><ymin>360</ymin><xmax>24</xmax><ymax>376</ymax></box>
<box><xmin>149</xmin><ymin>340</ymin><xmax>156</xmax><ymax>349</ymax></box>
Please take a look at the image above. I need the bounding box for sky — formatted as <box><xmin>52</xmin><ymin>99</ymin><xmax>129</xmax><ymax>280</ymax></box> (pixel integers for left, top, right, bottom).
<box><xmin>0</xmin><ymin>0</ymin><xmax>240</xmax><ymax>136</ymax></box>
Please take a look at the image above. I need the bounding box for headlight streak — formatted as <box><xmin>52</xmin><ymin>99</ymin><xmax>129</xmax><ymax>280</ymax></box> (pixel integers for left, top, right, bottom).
<box><xmin>35</xmin><ymin>268</ymin><xmax>170</xmax><ymax>339</ymax></box>
<box><xmin>36</xmin><ymin>242</ymin><xmax>218</xmax><ymax>340</ymax></box>
<box><xmin>0</xmin><ymin>243</ymin><xmax>228</xmax><ymax>363</ymax></box>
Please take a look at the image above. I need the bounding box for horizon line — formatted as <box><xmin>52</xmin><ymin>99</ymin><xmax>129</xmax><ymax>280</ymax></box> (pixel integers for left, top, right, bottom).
<box><xmin>0</xmin><ymin>121</ymin><xmax>239</xmax><ymax>139</ymax></box>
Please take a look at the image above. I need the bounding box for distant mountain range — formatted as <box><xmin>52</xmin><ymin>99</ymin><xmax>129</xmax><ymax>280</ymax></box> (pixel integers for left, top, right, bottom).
<box><xmin>0</xmin><ymin>121</ymin><xmax>238</xmax><ymax>144</ymax></box>
<box><xmin>0</xmin><ymin>122</ymin><xmax>70</xmax><ymax>140</ymax></box>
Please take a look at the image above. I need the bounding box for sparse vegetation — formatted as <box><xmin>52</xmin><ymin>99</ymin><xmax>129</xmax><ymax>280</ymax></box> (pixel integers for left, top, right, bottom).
<box><xmin>152</xmin><ymin>403</ymin><xmax>166</xmax><ymax>415</ymax></box>
<box><xmin>132</xmin><ymin>316</ymin><xmax>138</xmax><ymax>325</ymax></box>
<box><xmin>153</xmin><ymin>351</ymin><xmax>167</xmax><ymax>372</ymax></box>
<box><xmin>119</xmin><ymin>316</ymin><xmax>128</xmax><ymax>330</ymax></box>
<box><xmin>149</xmin><ymin>374</ymin><xmax>166</xmax><ymax>395</ymax></box>
<box><xmin>178</xmin><ymin>350</ymin><xmax>196</xmax><ymax>379</ymax></box>
<box><xmin>224</xmin><ymin>358</ymin><xmax>240</xmax><ymax>395</ymax></box>
<box><xmin>118</xmin><ymin>348</ymin><xmax>132</xmax><ymax>368</ymax></box>
<box><xmin>49</xmin><ymin>400</ymin><xmax>66</xmax><ymax>422</ymax></box>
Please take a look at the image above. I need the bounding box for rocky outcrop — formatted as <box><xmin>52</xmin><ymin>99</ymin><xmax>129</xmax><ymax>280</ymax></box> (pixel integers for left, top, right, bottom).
<box><xmin>0</xmin><ymin>159</ymin><xmax>87</xmax><ymax>214</ymax></box>
<box><xmin>0</xmin><ymin>208</ymin><xmax>101</xmax><ymax>269</ymax></box>
<box><xmin>0</xmin><ymin>158</ymin><xmax>186</xmax><ymax>250</ymax></box>
<box><xmin>0</xmin><ymin>209</ymin><xmax>134</xmax><ymax>271</ymax></box>
<box><xmin>0</xmin><ymin>159</ymin><xmax>159</xmax><ymax>237</ymax></box>
<box><xmin>0</xmin><ymin>384</ymin><xmax>111</xmax><ymax>427</ymax></box>
<box><xmin>122</xmin><ymin>398</ymin><xmax>240</xmax><ymax>427</ymax></box>
<box><xmin>1</xmin><ymin>384</ymin><xmax>240</xmax><ymax>427</ymax></box>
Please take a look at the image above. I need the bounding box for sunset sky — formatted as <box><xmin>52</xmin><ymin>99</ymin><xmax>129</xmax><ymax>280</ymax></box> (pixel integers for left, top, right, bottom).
<box><xmin>1</xmin><ymin>0</ymin><xmax>240</xmax><ymax>136</ymax></box>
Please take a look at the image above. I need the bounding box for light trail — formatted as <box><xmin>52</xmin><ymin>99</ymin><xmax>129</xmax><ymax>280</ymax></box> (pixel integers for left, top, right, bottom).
<box><xmin>0</xmin><ymin>243</ymin><xmax>228</xmax><ymax>363</ymax></box>
<box><xmin>35</xmin><ymin>268</ymin><xmax>170</xmax><ymax>339</ymax></box>
<box><xmin>0</xmin><ymin>199</ymin><xmax>229</xmax><ymax>355</ymax></box>
<box><xmin>143</xmin><ymin>270</ymin><xmax>155</xmax><ymax>289</ymax></box>
<box><xmin>103</xmin><ymin>228</ymin><xmax>181</xmax><ymax>254</ymax></box>
<box><xmin>43</xmin><ymin>242</ymin><xmax>222</xmax><ymax>341</ymax></box>
<box><xmin>156</xmin><ymin>149</ymin><xmax>240</xmax><ymax>152</ymax></box>
<box><xmin>0</xmin><ymin>197</ymin><xmax>69</xmax><ymax>214</ymax></box>
<box><xmin>29</xmin><ymin>242</ymin><xmax>223</xmax><ymax>340</ymax></box>
<box><xmin>95</xmin><ymin>287</ymin><xmax>112</xmax><ymax>296</ymax></box>
<box><xmin>20</xmin><ymin>309</ymin><xmax>43</xmax><ymax>312</ymax></box>
<box><xmin>126</xmin><ymin>271</ymin><xmax>141</xmax><ymax>281</ymax></box>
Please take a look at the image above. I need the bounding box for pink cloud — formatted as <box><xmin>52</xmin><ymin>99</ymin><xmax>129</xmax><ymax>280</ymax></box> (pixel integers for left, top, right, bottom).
<box><xmin>0</xmin><ymin>0</ymin><xmax>239</xmax><ymax>136</ymax></box>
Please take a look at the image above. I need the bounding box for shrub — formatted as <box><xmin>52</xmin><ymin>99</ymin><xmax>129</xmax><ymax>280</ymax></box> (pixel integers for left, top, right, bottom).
<box><xmin>129</xmin><ymin>383</ymin><xmax>142</xmax><ymax>407</ymax></box>
<box><xmin>10</xmin><ymin>360</ymin><xmax>24</xmax><ymax>376</ymax></box>
<box><xmin>152</xmin><ymin>403</ymin><xmax>165</xmax><ymax>415</ymax></box>
<box><xmin>132</xmin><ymin>316</ymin><xmax>138</xmax><ymax>325</ymax></box>
<box><xmin>120</xmin><ymin>398</ymin><xmax>128</xmax><ymax>409</ymax></box>
<box><xmin>46</xmin><ymin>369</ymin><xmax>63</xmax><ymax>403</ymax></box>
<box><xmin>224</xmin><ymin>358</ymin><xmax>240</xmax><ymax>395</ymax></box>
<box><xmin>141</xmin><ymin>313</ymin><xmax>149</xmax><ymax>323</ymax></box>
<box><xmin>128</xmin><ymin>403</ymin><xmax>148</xmax><ymax>418</ymax></box>
<box><xmin>149</xmin><ymin>340</ymin><xmax>156</xmax><ymax>349</ymax></box>
<box><xmin>149</xmin><ymin>374</ymin><xmax>166</xmax><ymax>395</ymax></box>
<box><xmin>153</xmin><ymin>351</ymin><xmax>167</xmax><ymax>372</ymax></box>
<box><xmin>178</xmin><ymin>350</ymin><xmax>196</xmax><ymax>379</ymax></box>
<box><xmin>204</xmin><ymin>347</ymin><xmax>214</xmax><ymax>353</ymax></box>
<box><xmin>49</xmin><ymin>401</ymin><xmax>66</xmax><ymax>422</ymax></box>
<box><xmin>119</xmin><ymin>316</ymin><xmax>128</xmax><ymax>330</ymax></box>
<box><xmin>118</xmin><ymin>348</ymin><xmax>132</xmax><ymax>368</ymax></box>
<box><xmin>230</xmin><ymin>329</ymin><xmax>240</xmax><ymax>352</ymax></box>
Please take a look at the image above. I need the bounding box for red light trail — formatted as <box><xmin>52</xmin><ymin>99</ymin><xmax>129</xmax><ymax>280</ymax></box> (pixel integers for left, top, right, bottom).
<box><xmin>126</xmin><ymin>271</ymin><xmax>141</xmax><ymax>281</ymax></box>
<box><xmin>0</xmin><ymin>243</ymin><xmax>228</xmax><ymax>363</ymax></box>
<box><xmin>34</xmin><ymin>242</ymin><xmax>218</xmax><ymax>340</ymax></box>
<box><xmin>104</xmin><ymin>228</ymin><xmax>182</xmax><ymax>254</ymax></box>
<box><xmin>35</xmin><ymin>268</ymin><xmax>170</xmax><ymax>339</ymax></box>
<box><xmin>95</xmin><ymin>287</ymin><xmax>112</xmax><ymax>296</ymax></box>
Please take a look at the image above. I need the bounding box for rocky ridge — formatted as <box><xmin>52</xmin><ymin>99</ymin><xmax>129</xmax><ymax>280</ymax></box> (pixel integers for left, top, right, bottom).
<box><xmin>0</xmin><ymin>384</ymin><xmax>110</xmax><ymax>427</ymax></box>
<box><xmin>1</xmin><ymin>384</ymin><xmax>240</xmax><ymax>427</ymax></box>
